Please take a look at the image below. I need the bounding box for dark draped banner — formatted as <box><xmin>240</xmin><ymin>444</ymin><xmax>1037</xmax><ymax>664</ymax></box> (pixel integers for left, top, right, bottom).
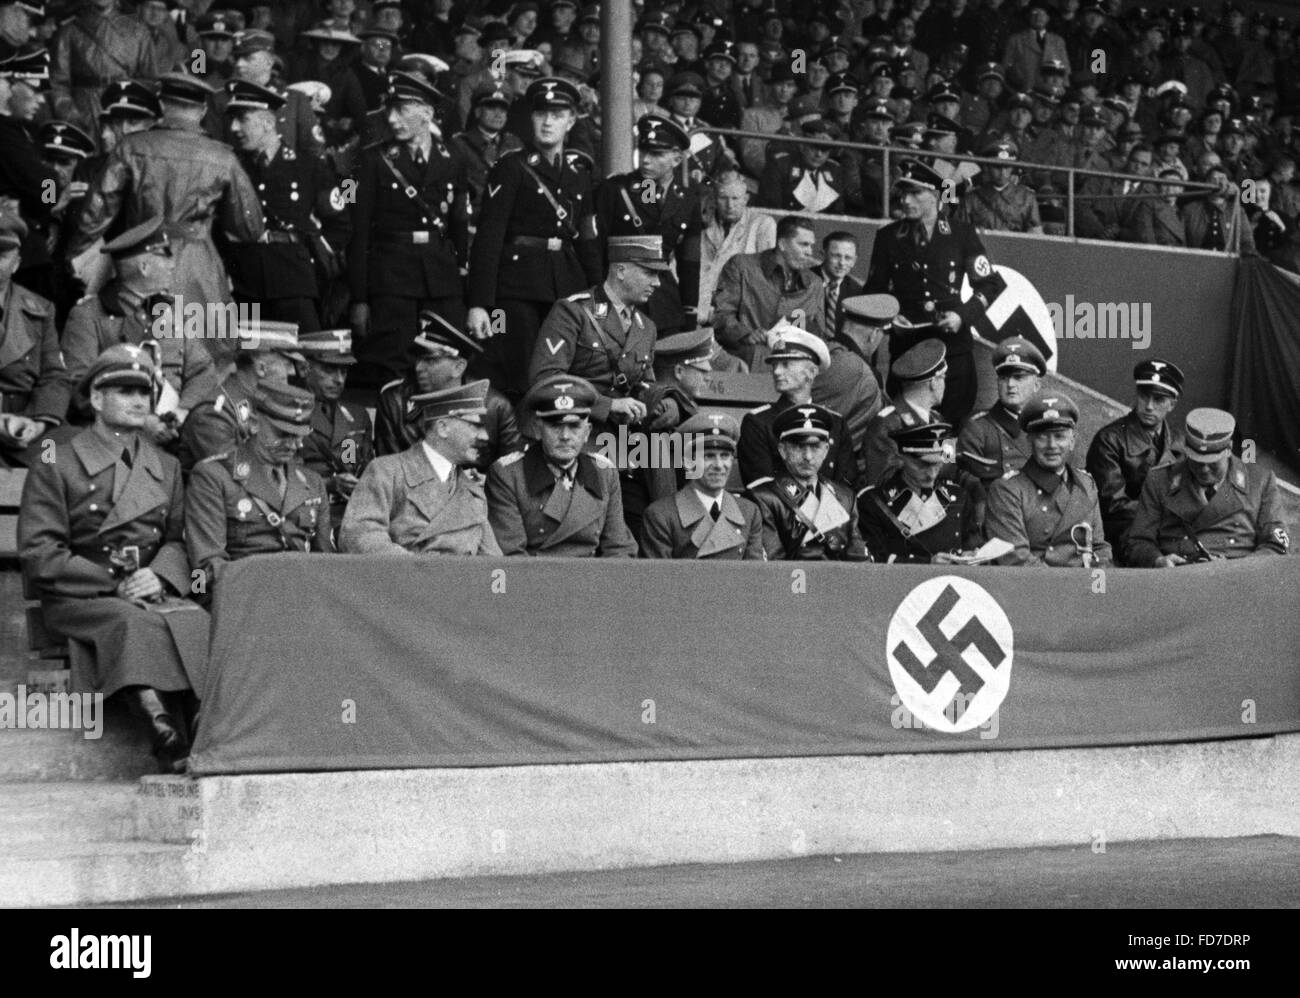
<box><xmin>189</xmin><ymin>555</ymin><xmax>1300</xmax><ymax>775</ymax></box>
<box><xmin>1230</xmin><ymin>258</ymin><xmax>1300</xmax><ymax>476</ymax></box>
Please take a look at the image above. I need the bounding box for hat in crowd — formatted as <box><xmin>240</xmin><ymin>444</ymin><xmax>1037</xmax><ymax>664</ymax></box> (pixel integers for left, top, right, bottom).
<box><xmin>680</xmin><ymin>411</ymin><xmax>740</xmax><ymax>451</ymax></box>
<box><xmin>0</xmin><ymin>47</ymin><xmax>48</xmax><ymax>87</ymax></box>
<box><xmin>100</xmin><ymin>79</ymin><xmax>162</xmax><ymax>120</ymax></box>
<box><xmin>1134</xmin><ymin>358</ymin><xmax>1184</xmax><ymax>398</ymax></box>
<box><xmin>841</xmin><ymin>294</ymin><xmax>899</xmax><ymax>326</ymax></box>
<box><xmin>891</xmin><ymin>420</ymin><xmax>952</xmax><ymax>463</ymax></box>
<box><xmin>926</xmin><ymin>82</ymin><xmax>962</xmax><ymax>105</ymax></box>
<box><xmin>893</xmin><ymin>158</ymin><xmax>944</xmax><ymax>192</ymax></box>
<box><xmin>1019</xmin><ymin>394</ymin><xmax>1079</xmax><ymax>433</ymax></box>
<box><xmin>636</xmin><ymin>9</ymin><xmax>672</xmax><ymax>35</ymax></box>
<box><xmin>773</xmin><ymin>404</ymin><xmax>835</xmax><ymax>442</ymax></box>
<box><xmin>890</xmin><ymin>84</ymin><xmax>918</xmax><ymax>102</ymax></box>
<box><xmin>1080</xmin><ymin>105</ymin><xmax>1108</xmax><ymax>127</ymax></box>
<box><xmin>1032</xmin><ymin>85</ymin><xmax>1060</xmax><ymax>106</ymax></box>
<box><xmin>526</xmin><ymin>76</ymin><xmax>580</xmax><ymax>110</ymax></box>
<box><xmin>101</xmin><ymin>216</ymin><xmax>170</xmax><ymax>259</ymax></box>
<box><xmin>993</xmin><ymin>336</ymin><xmax>1047</xmax><ymax>376</ymax></box>
<box><xmin>655</xmin><ymin>328</ymin><xmax>717</xmax><ymax>370</ymax></box>
<box><xmin>412</xmin><ymin>379</ymin><xmax>490</xmax><ymax>423</ymax></box>
<box><xmin>822</xmin><ymin>36</ymin><xmax>851</xmax><ymax>57</ymax></box>
<box><xmin>1006</xmin><ymin>91</ymin><xmax>1034</xmax><ymax>111</ymax></box>
<box><xmin>412</xmin><ymin>309</ymin><xmax>483</xmax><ymax>359</ymax></box>
<box><xmin>893</xmin><ymin>340</ymin><xmax>948</xmax><ymax>382</ymax></box>
<box><xmin>765</xmin><ymin>322</ymin><xmax>831</xmax><ymax>369</ymax></box>
<box><xmin>525</xmin><ymin>374</ymin><xmax>597</xmax><ymax>421</ymax></box>
<box><xmin>225</xmin><ymin>79</ymin><xmax>285</xmax><ymax>112</ymax></box>
<box><xmin>636</xmin><ymin>113</ymin><xmax>689</xmax><ymax>152</ymax></box>
<box><xmin>1183</xmin><ymin>407</ymin><xmax>1235</xmax><ymax>462</ymax></box>
<box><xmin>471</xmin><ymin>82</ymin><xmax>511</xmax><ymax>109</ymax></box>
<box><xmin>399</xmin><ymin>53</ymin><xmax>451</xmax><ymax>79</ymax></box>
<box><xmin>158</xmin><ymin>72</ymin><xmax>215</xmax><ymax>104</ymax></box>
<box><xmin>0</xmin><ymin>214</ymin><xmax>27</xmax><ymax>253</ymax></box>
<box><xmin>253</xmin><ymin>383</ymin><xmax>315</xmax><ymax>437</ymax></box>
<box><xmin>82</xmin><ymin>343</ymin><xmax>155</xmax><ymax>394</ymax></box>
<box><xmin>826</xmin><ymin>73</ymin><xmax>859</xmax><ymax>96</ymax></box>
<box><xmin>703</xmin><ymin>39</ymin><xmax>738</xmax><ymax>64</ymax></box>
<box><xmin>668</xmin><ymin>71</ymin><xmax>705</xmax><ymax>97</ymax></box>
<box><xmin>288</xmin><ymin>80</ymin><xmax>332</xmax><ymax>112</ymax></box>
<box><xmin>891</xmin><ymin>121</ymin><xmax>926</xmax><ymax>146</ymax></box>
<box><xmin>232</xmin><ymin>28</ymin><xmax>276</xmax><ymax>57</ymax></box>
<box><xmin>977</xmin><ymin>62</ymin><xmax>1006</xmax><ymax>82</ymax></box>
<box><xmin>38</xmin><ymin>120</ymin><xmax>94</xmax><ymax>160</ymax></box>
<box><xmin>800</xmin><ymin>116</ymin><xmax>837</xmax><ymax>138</ymax></box>
<box><xmin>1041</xmin><ymin>57</ymin><xmax>1068</xmax><ymax>76</ymax></box>
<box><xmin>671</xmin><ymin>21</ymin><xmax>701</xmax><ymax>41</ymax></box>
<box><xmin>577</xmin><ymin>3</ymin><xmax>601</xmax><ymax>26</ymax></box>
<box><xmin>925</xmin><ymin>111</ymin><xmax>961</xmax><ymax>137</ymax></box>
<box><xmin>984</xmin><ymin>137</ymin><xmax>1019</xmax><ymax>159</ymax></box>
<box><xmin>196</xmin><ymin>10</ymin><xmax>236</xmax><ymax>39</ymax></box>
<box><xmin>861</xmin><ymin>96</ymin><xmax>893</xmax><ymax>121</ymax></box>
<box><xmin>301</xmin><ymin>25</ymin><xmax>361</xmax><ymax>45</ymax></box>
<box><xmin>386</xmin><ymin>70</ymin><xmax>445</xmax><ymax>106</ymax></box>
<box><xmin>236</xmin><ymin>319</ymin><xmax>304</xmax><ymax>360</ymax></box>
<box><xmin>552</xmin><ymin>48</ymin><xmax>590</xmax><ymax>81</ymax></box>
<box><xmin>608</xmin><ymin>234</ymin><xmax>671</xmax><ymax>270</ymax></box>
<box><xmin>358</xmin><ymin>27</ymin><xmax>400</xmax><ymax>43</ymax></box>
<box><xmin>1222</xmin><ymin>117</ymin><xmax>1246</xmax><ymax>135</ymax></box>
<box><xmin>500</xmin><ymin>49</ymin><xmax>545</xmax><ymax>77</ymax></box>
<box><xmin>298</xmin><ymin>329</ymin><xmax>357</xmax><ymax>366</ymax></box>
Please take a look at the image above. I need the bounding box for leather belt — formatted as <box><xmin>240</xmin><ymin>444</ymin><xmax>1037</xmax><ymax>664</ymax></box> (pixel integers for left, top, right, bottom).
<box><xmin>376</xmin><ymin>230</ymin><xmax>442</xmax><ymax>245</ymax></box>
<box><xmin>0</xmin><ymin>391</ymin><xmax>32</xmax><ymax>415</ymax></box>
<box><xmin>510</xmin><ymin>235</ymin><xmax>564</xmax><ymax>251</ymax></box>
<box><xmin>262</xmin><ymin>230</ymin><xmax>302</xmax><ymax>244</ymax></box>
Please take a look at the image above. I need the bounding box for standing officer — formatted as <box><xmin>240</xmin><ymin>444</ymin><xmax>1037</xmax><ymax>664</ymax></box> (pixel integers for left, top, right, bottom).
<box><xmin>591</xmin><ymin>113</ymin><xmax>702</xmax><ymax>335</ymax></box>
<box><xmin>864</xmin><ymin>159</ymin><xmax>1004</xmax><ymax>426</ymax></box>
<box><xmin>466</xmin><ymin>76</ymin><xmax>602</xmax><ymax>400</ymax></box>
<box><xmin>1086</xmin><ymin>359</ymin><xmax>1186</xmax><ymax>560</ymax></box>
<box><xmin>984</xmin><ymin>394</ymin><xmax>1112</xmax><ymax>567</ymax></box>
<box><xmin>49</xmin><ymin>0</ymin><xmax>160</xmax><ymax>131</ymax></box>
<box><xmin>860</xmin><ymin>340</ymin><xmax>950</xmax><ymax>487</ymax></box>
<box><xmin>208</xmin><ymin>29</ymin><xmax>323</xmax><ymax>158</ymax></box>
<box><xmin>185</xmin><ymin>383</ymin><xmax>333</xmax><ymax>604</ymax></box>
<box><xmin>486</xmin><ymin>374</ymin><xmax>638</xmax><ymax>558</ymax></box>
<box><xmin>225</xmin><ymin>79</ymin><xmax>345</xmax><ymax>334</ymax></box>
<box><xmin>449</xmin><ymin>82</ymin><xmax>523</xmax><ymax>214</ymax></box>
<box><xmin>296</xmin><ymin>329</ymin><xmax>372</xmax><ymax>532</ymax></box>
<box><xmin>746</xmin><ymin>404</ymin><xmax>869</xmax><ymax>562</ymax></box>
<box><xmin>639</xmin><ymin>412</ymin><xmax>765</xmax><ymax>561</ymax></box>
<box><xmin>96</xmin><ymin>79</ymin><xmax>162</xmax><ymax>161</ymax></box>
<box><xmin>857</xmin><ymin>421</ymin><xmax>983</xmax><ymax>564</ymax></box>
<box><xmin>349</xmin><ymin>70</ymin><xmax>472</xmax><ymax>387</ymax></box>
<box><xmin>957</xmin><ymin>336</ymin><xmax>1047</xmax><ymax>486</ymax></box>
<box><xmin>1125</xmin><ymin>408</ymin><xmax>1288</xmax><ymax>567</ymax></box>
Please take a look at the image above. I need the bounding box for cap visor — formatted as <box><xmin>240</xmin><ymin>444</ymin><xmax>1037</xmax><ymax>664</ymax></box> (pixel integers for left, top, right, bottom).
<box><xmin>265</xmin><ymin>418</ymin><xmax>313</xmax><ymax>437</ymax></box>
<box><xmin>1185</xmin><ymin>447</ymin><xmax>1228</xmax><ymax>463</ymax></box>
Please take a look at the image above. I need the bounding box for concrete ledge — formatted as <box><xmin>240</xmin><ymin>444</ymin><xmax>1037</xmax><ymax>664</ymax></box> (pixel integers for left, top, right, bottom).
<box><xmin>117</xmin><ymin>734</ymin><xmax>1300</xmax><ymax>903</ymax></box>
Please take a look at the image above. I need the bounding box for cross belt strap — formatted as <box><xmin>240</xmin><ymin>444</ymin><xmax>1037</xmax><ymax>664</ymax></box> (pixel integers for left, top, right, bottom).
<box><xmin>519</xmin><ymin>161</ymin><xmax>578</xmax><ymax>239</ymax></box>
<box><xmin>379</xmin><ymin>149</ymin><xmax>448</xmax><ymax>231</ymax></box>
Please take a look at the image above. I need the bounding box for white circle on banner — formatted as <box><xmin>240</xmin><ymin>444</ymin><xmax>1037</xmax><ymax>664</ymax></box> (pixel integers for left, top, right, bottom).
<box><xmin>886</xmin><ymin>575</ymin><xmax>1014</xmax><ymax>733</ymax></box>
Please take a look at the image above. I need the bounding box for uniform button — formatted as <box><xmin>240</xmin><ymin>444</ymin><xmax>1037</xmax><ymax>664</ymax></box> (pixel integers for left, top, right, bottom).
<box><xmin>88</xmin><ymin>484</ymin><xmax>95</xmax><ymax>491</ymax></box>
<box><xmin>89</xmin><ymin>504</ymin><xmax>98</xmax><ymax>511</ymax></box>
<box><xmin>257</xmin><ymin>183</ymin><xmax>265</xmax><ymax>190</ymax></box>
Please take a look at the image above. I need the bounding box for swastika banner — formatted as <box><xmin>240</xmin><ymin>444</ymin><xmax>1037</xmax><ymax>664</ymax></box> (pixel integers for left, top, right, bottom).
<box><xmin>190</xmin><ymin>555</ymin><xmax>1300</xmax><ymax>774</ymax></box>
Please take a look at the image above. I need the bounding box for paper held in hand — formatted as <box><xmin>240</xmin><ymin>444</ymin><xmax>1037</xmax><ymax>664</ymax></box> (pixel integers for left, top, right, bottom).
<box><xmin>942</xmin><ymin>537</ymin><xmax>1014</xmax><ymax>565</ymax></box>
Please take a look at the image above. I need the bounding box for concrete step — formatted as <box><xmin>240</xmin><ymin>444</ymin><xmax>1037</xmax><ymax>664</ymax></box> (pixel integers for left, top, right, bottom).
<box><xmin>0</xmin><ymin>715</ymin><xmax>155</xmax><ymax>783</ymax></box>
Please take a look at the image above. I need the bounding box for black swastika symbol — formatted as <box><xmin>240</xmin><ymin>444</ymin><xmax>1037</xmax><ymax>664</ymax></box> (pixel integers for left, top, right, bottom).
<box><xmin>893</xmin><ymin>584</ymin><xmax>1007</xmax><ymax>699</ymax></box>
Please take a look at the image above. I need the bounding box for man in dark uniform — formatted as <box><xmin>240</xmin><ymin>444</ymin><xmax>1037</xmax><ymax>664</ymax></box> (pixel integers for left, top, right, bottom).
<box><xmin>19</xmin><ymin>344</ymin><xmax>207</xmax><ymax>773</ymax></box>
<box><xmin>95</xmin><ymin>79</ymin><xmax>161</xmax><ymax>161</ymax></box>
<box><xmin>206</xmin><ymin>29</ymin><xmax>323</xmax><ymax>157</ymax></box>
<box><xmin>466</xmin><ymin>76</ymin><xmax>602</xmax><ymax>400</ymax></box>
<box><xmin>1087</xmin><ymin>359</ymin><xmax>1186</xmax><ymax>562</ymax></box>
<box><xmin>348</xmin><ymin>70</ymin><xmax>472</xmax><ymax>387</ymax></box>
<box><xmin>758</xmin><ymin>118</ymin><xmax>850</xmax><ymax>214</ymax></box>
<box><xmin>860</xmin><ymin>340</ymin><xmax>950</xmax><ymax>487</ymax></box>
<box><xmin>374</xmin><ymin>310</ymin><xmax>521</xmax><ymax>469</ymax></box>
<box><xmin>486</xmin><ymin>374</ymin><xmax>638</xmax><ymax>558</ymax></box>
<box><xmin>449</xmin><ymin>82</ymin><xmax>523</xmax><ymax>214</ymax></box>
<box><xmin>0</xmin><ymin>54</ymin><xmax>57</xmax><ymax>302</ymax></box>
<box><xmin>858</xmin><ymin>420</ymin><xmax>983</xmax><ymax>564</ymax></box>
<box><xmin>0</xmin><ymin>214</ymin><xmax>71</xmax><ymax>467</ymax></box>
<box><xmin>957</xmin><ymin>138</ymin><xmax>1044</xmax><ymax>233</ymax></box>
<box><xmin>864</xmin><ymin>158</ymin><xmax>1004</xmax><ymax>426</ymax></box>
<box><xmin>746</xmin><ymin>403</ymin><xmax>869</xmax><ymax>562</ymax></box>
<box><xmin>815</xmin><ymin>293</ymin><xmax>892</xmax><ymax>474</ymax></box>
<box><xmin>984</xmin><ymin>394</ymin><xmax>1112</xmax><ymax>567</ymax></box>
<box><xmin>185</xmin><ymin>383</ymin><xmax>333</xmax><ymax>605</ymax></box>
<box><xmin>699</xmin><ymin>39</ymin><xmax>741</xmax><ymax>131</ymax></box>
<box><xmin>296</xmin><ymin>329</ymin><xmax>372</xmax><ymax>532</ymax></box>
<box><xmin>592</xmin><ymin>113</ymin><xmax>701</xmax><ymax>336</ymax></box>
<box><xmin>738</xmin><ymin>323</ymin><xmax>857</xmax><ymax>492</ymax></box>
<box><xmin>664</xmin><ymin>71</ymin><xmax>735</xmax><ymax>188</ymax></box>
<box><xmin>1125</xmin><ymin>407</ymin><xmax>1288</xmax><ymax>567</ymax></box>
<box><xmin>957</xmin><ymin>336</ymin><xmax>1046</xmax><ymax>486</ymax></box>
<box><xmin>225</xmin><ymin>79</ymin><xmax>344</xmax><ymax>333</ymax></box>
<box><xmin>191</xmin><ymin>10</ymin><xmax>236</xmax><ymax>86</ymax></box>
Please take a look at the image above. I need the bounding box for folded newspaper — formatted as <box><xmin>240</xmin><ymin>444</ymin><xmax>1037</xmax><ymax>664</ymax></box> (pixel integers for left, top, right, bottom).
<box><xmin>941</xmin><ymin>537</ymin><xmax>1014</xmax><ymax>565</ymax></box>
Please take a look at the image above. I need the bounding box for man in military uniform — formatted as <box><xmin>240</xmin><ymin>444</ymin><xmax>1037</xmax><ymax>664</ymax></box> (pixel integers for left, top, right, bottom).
<box><xmin>984</xmin><ymin>394</ymin><xmax>1112</xmax><ymax>567</ymax></box>
<box><xmin>191</xmin><ymin>10</ymin><xmax>236</xmax><ymax>86</ymax></box>
<box><xmin>340</xmin><ymin>379</ymin><xmax>502</xmax><ymax>556</ymax></box>
<box><xmin>957</xmin><ymin>336</ymin><xmax>1046</xmax><ymax>486</ymax></box>
<box><xmin>1086</xmin><ymin>359</ymin><xmax>1186</xmax><ymax>561</ymax></box>
<box><xmin>738</xmin><ymin>324</ymin><xmax>857</xmax><ymax>492</ymax></box>
<box><xmin>95</xmin><ymin>79</ymin><xmax>161</xmax><ymax>160</ymax></box>
<box><xmin>49</xmin><ymin>0</ymin><xmax>160</xmax><ymax>131</ymax></box>
<box><xmin>746</xmin><ymin>403</ymin><xmax>869</xmax><ymax>562</ymax></box>
<box><xmin>860</xmin><ymin>340</ymin><xmax>950</xmax><ymax>487</ymax></box>
<box><xmin>864</xmin><ymin>158</ymin><xmax>1004</xmax><ymax>427</ymax></box>
<box><xmin>814</xmin><ymin>294</ymin><xmax>892</xmax><ymax>469</ymax></box>
<box><xmin>857</xmin><ymin>421</ymin><xmax>983</xmax><ymax>564</ymax></box>
<box><xmin>699</xmin><ymin>39</ymin><xmax>741</xmax><ymax>131</ymax></box>
<box><xmin>640</xmin><ymin>412</ymin><xmax>765</xmax><ymax>560</ymax></box>
<box><xmin>225</xmin><ymin>79</ymin><xmax>344</xmax><ymax>333</ymax></box>
<box><xmin>70</xmin><ymin>72</ymin><xmax>265</xmax><ymax>333</ymax></box>
<box><xmin>62</xmin><ymin>217</ymin><xmax>218</xmax><ymax>441</ymax></box>
<box><xmin>296</xmin><ymin>329</ymin><xmax>372</xmax><ymax>532</ymax></box>
<box><xmin>757</xmin><ymin>117</ymin><xmax>849</xmax><ymax>214</ymax></box>
<box><xmin>374</xmin><ymin>311</ymin><xmax>521</xmax><ymax>470</ymax></box>
<box><xmin>0</xmin><ymin>214</ymin><xmax>70</xmax><ymax>467</ymax></box>
<box><xmin>487</xmin><ymin>374</ymin><xmax>638</xmax><ymax>558</ymax></box>
<box><xmin>19</xmin><ymin>344</ymin><xmax>206</xmax><ymax>773</ymax></box>
<box><xmin>592</xmin><ymin>113</ymin><xmax>701</xmax><ymax>335</ymax></box>
<box><xmin>449</xmin><ymin>82</ymin><xmax>523</xmax><ymax>213</ymax></box>
<box><xmin>206</xmin><ymin>29</ymin><xmax>323</xmax><ymax>157</ymax></box>
<box><xmin>958</xmin><ymin>138</ymin><xmax>1044</xmax><ymax>234</ymax></box>
<box><xmin>466</xmin><ymin>76</ymin><xmax>602</xmax><ymax>400</ymax></box>
<box><xmin>186</xmin><ymin>383</ymin><xmax>333</xmax><ymax>603</ymax></box>
<box><xmin>663</xmin><ymin>71</ymin><xmax>735</xmax><ymax>188</ymax></box>
<box><xmin>1125</xmin><ymin>407</ymin><xmax>1288</xmax><ymax>567</ymax></box>
<box><xmin>348</xmin><ymin>70</ymin><xmax>472</xmax><ymax>387</ymax></box>
<box><xmin>176</xmin><ymin>320</ymin><xmax>303</xmax><ymax>471</ymax></box>
<box><xmin>850</xmin><ymin>96</ymin><xmax>896</xmax><ymax>217</ymax></box>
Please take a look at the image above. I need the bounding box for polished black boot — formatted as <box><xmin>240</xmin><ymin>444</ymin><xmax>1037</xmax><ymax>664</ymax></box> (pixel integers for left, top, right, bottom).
<box><xmin>128</xmin><ymin>687</ymin><xmax>190</xmax><ymax>774</ymax></box>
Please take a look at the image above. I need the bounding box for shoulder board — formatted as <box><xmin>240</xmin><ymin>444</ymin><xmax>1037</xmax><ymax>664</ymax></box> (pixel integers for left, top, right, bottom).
<box><xmin>294</xmin><ymin>467</ymin><xmax>308</xmax><ymax>484</ymax></box>
<box><xmin>1073</xmin><ymin>466</ymin><xmax>1094</xmax><ymax>481</ymax></box>
<box><xmin>15</xmin><ymin>287</ymin><xmax>52</xmax><ymax>316</ymax></box>
<box><xmin>748</xmin><ymin>403</ymin><xmax>772</xmax><ymax>415</ymax></box>
<box><xmin>1002</xmin><ymin>468</ymin><xmax>1020</xmax><ymax>480</ymax></box>
<box><xmin>360</xmin><ymin>138</ymin><xmax>388</xmax><ymax>151</ymax></box>
<box><xmin>379</xmin><ymin>377</ymin><xmax>404</xmax><ymax>395</ymax></box>
<box><xmin>968</xmin><ymin>410</ymin><xmax>988</xmax><ymax>421</ymax></box>
<box><xmin>495</xmin><ymin>451</ymin><xmax>525</xmax><ymax>468</ymax></box>
<box><xmin>876</xmin><ymin>406</ymin><xmax>896</xmax><ymax>418</ymax></box>
<box><xmin>565</xmin><ymin>292</ymin><xmax>593</xmax><ymax>302</ymax></box>
<box><xmin>588</xmin><ymin>451</ymin><xmax>616</xmax><ymax>469</ymax></box>
<box><xmin>500</xmin><ymin>145</ymin><xmax>525</xmax><ymax>159</ymax></box>
<box><xmin>746</xmin><ymin>476</ymin><xmax>775</xmax><ymax>490</ymax></box>
<box><xmin>855</xmin><ymin>485</ymin><xmax>878</xmax><ymax>500</ymax></box>
<box><xmin>212</xmin><ymin>395</ymin><xmax>226</xmax><ymax>414</ymax></box>
<box><xmin>195</xmin><ymin>452</ymin><xmax>229</xmax><ymax>466</ymax></box>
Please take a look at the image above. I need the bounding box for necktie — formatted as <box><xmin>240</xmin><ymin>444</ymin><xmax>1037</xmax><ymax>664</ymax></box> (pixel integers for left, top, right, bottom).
<box><xmin>743</xmin><ymin>76</ymin><xmax>753</xmax><ymax>103</ymax></box>
<box><xmin>120</xmin><ymin>446</ymin><xmax>134</xmax><ymax>470</ymax></box>
<box><xmin>825</xmin><ymin>278</ymin><xmax>840</xmax><ymax>330</ymax></box>
<box><xmin>271</xmin><ymin>465</ymin><xmax>287</xmax><ymax>500</ymax></box>
<box><xmin>710</xmin><ymin>500</ymin><xmax>721</xmax><ymax>522</ymax></box>
<box><xmin>1205</xmin><ymin>484</ymin><xmax>1217</xmax><ymax>502</ymax></box>
<box><xmin>412</xmin><ymin>147</ymin><xmax>425</xmax><ymax>166</ymax></box>
<box><xmin>618</xmin><ymin>306</ymin><xmax>632</xmax><ymax>332</ymax></box>
<box><xmin>113</xmin><ymin>446</ymin><xmax>133</xmax><ymax>503</ymax></box>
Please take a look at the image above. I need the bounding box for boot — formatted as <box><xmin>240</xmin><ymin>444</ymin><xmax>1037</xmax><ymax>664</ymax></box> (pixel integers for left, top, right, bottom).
<box><xmin>128</xmin><ymin>687</ymin><xmax>190</xmax><ymax>774</ymax></box>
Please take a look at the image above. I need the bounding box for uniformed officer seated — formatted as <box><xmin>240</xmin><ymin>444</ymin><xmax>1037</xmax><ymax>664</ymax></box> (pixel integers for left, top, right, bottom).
<box><xmin>959</xmin><ymin>138</ymin><xmax>1044</xmax><ymax>234</ymax></box>
<box><xmin>639</xmin><ymin>412</ymin><xmax>765</xmax><ymax>560</ymax></box>
<box><xmin>486</xmin><ymin>374</ymin><xmax>638</xmax><ymax>557</ymax></box>
<box><xmin>1125</xmin><ymin>407</ymin><xmax>1289</xmax><ymax>567</ymax></box>
<box><xmin>186</xmin><ymin>383</ymin><xmax>333</xmax><ymax>602</ymax></box>
<box><xmin>957</xmin><ymin>335</ymin><xmax>1047</xmax><ymax>486</ymax></box>
<box><xmin>746</xmin><ymin>403</ymin><xmax>869</xmax><ymax>561</ymax></box>
<box><xmin>296</xmin><ymin>329</ymin><xmax>373</xmax><ymax>530</ymax></box>
<box><xmin>858</xmin><ymin>421</ymin><xmax>983</xmax><ymax>564</ymax></box>
<box><xmin>984</xmin><ymin>394</ymin><xmax>1112</xmax><ymax>567</ymax></box>
<box><xmin>861</xmin><ymin>339</ymin><xmax>949</xmax><ymax>487</ymax></box>
<box><xmin>816</xmin><ymin>293</ymin><xmax>894</xmax><ymax>467</ymax></box>
<box><xmin>341</xmin><ymin>379</ymin><xmax>502</xmax><ymax>556</ymax></box>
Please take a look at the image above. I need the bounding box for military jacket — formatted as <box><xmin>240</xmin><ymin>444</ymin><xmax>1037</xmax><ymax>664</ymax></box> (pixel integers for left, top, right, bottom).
<box><xmin>957</xmin><ymin>401</ymin><xmax>1034</xmax><ymax>484</ymax></box>
<box><xmin>374</xmin><ymin>374</ymin><xmax>521</xmax><ymax>471</ymax></box>
<box><xmin>0</xmin><ymin>281</ymin><xmax>70</xmax><ymax>428</ymax></box>
<box><xmin>857</xmin><ymin>467</ymin><xmax>982</xmax><ymax>564</ymax></box>
<box><xmin>1085</xmin><ymin>411</ymin><xmax>1184</xmax><ymax>547</ymax></box>
<box><xmin>746</xmin><ymin>475</ymin><xmax>869</xmax><ymax>561</ymax></box>
<box><xmin>639</xmin><ymin>488</ymin><xmax>765</xmax><ymax>560</ymax></box>
<box><xmin>984</xmin><ymin>459</ymin><xmax>1112</xmax><ymax>566</ymax></box>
